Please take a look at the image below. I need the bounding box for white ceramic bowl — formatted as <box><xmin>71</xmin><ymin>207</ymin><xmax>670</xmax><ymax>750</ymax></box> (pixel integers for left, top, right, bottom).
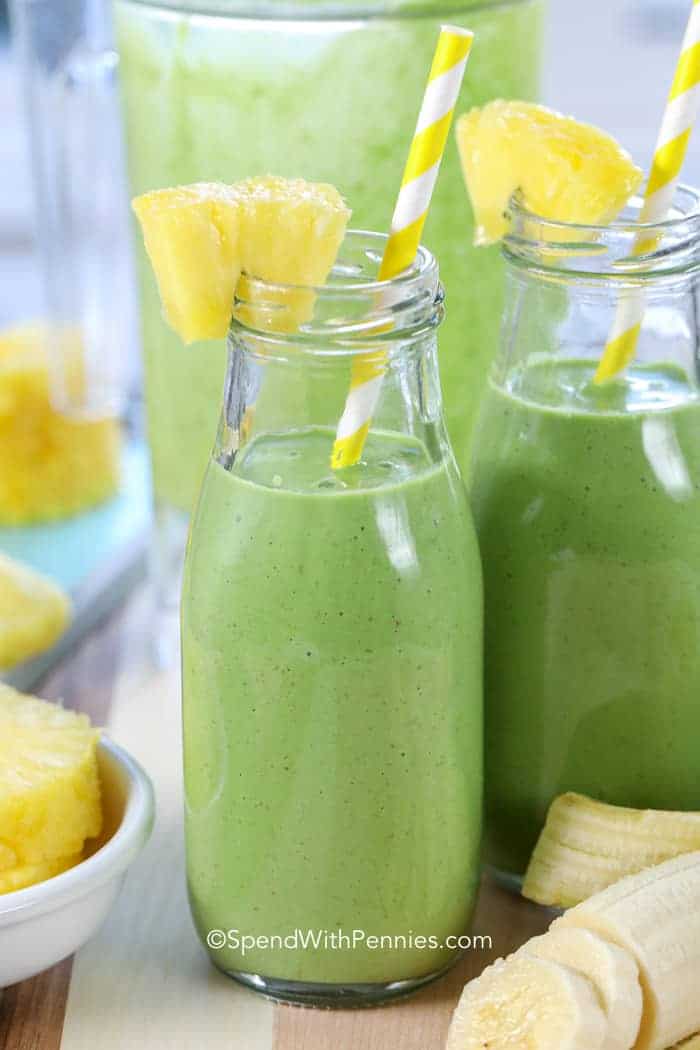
<box><xmin>0</xmin><ymin>736</ymin><xmax>154</xmax><ymax>987</ymax></box>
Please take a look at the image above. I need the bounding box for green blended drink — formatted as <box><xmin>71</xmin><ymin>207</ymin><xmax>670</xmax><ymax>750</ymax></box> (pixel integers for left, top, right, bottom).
<box><xmin>115</xmin><ymin>0</ymin><xmax>543</xmax><ymax>514</ymax></box>
<box><xmin>469</xmin><ymin>189</ymin><xmax>700</xmax><ymax>879</ymax></box>
<box><xmin>181</xmin><ymin>236</ymin><xmax>483</xmax><ymax>1003</ymax></box>
<box><xmin>472</xmin><ymin>361</ymin><xmax>700</xmax><ymax>876</ymax></box>
<box><xmin>183</xmin><ymin>431</ymin><xmax>482</xmax><ymax>987</ymax></box>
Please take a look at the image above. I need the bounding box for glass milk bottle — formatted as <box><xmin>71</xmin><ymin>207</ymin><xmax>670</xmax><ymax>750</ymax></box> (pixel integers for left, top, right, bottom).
<box><xmin>470</xmin><ymin>187</ymin><xmax>700</xmax><ymax>881</ymax></box>
<box><xmin>182</xmin><ymin>233</ymin><xmax>483</xmax><ymax>1004</ymax></box>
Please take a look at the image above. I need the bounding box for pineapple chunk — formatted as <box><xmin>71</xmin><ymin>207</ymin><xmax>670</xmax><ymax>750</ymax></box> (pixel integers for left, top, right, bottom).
<box><xmin>0</xmin><ymin>324</ymin><xmax>121</xmax><ymax>525</ymax></box>
<box><xmin>0</xmin><ymin>685</ymin><xmax>101</xmax><ymax>876</ymax></box>
<box><xmin>455</xmin><ymin>100</ymin><xmax>643</xmax><ymax>244</ymax></box>
<box><xmin>0</xmin><ymin>553</ymin><xmax>71</xmax><ymax>670</ymax></box>
<box><xmin>0</xmin><ymin>852</ymin><xmax>82</xmax><ymax>895</ymax></box>
<box><xmin>132</xmin><ymin>175</ymin><xmax>351</xmax><ymax>343</ymax></box>
<box><xmin>132</xmin><ymin>183</ymin><xmax>241</xmax><ymax>344</ymax></box>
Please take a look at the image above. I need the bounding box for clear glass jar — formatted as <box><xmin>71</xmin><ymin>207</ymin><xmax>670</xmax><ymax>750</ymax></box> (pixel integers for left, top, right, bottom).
<box><xmin>181</xmin><ymin>232</ymin><xmax>483</xmax><ymax>1005</ymax></box>
<box><xmin>114</xmin><ymin>0</ymin><xmax>544</xmax><ymax>606</ymax></box>
<box><xmin>470</xmin><ymin>186</ymin><xmax>700</xmax><ymax>881</ymax></box>
<box><xmin>12</xmin><ymin>0</ymin><xmax>136</xmax><ymax>420</ymax></box>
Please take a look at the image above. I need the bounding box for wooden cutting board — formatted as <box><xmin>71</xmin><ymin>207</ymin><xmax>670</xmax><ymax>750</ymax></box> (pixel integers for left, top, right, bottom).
<box><xmin>0</xmin><ymin>590</ymin><xmax>551</xmax><ymax>1050</ymax></box>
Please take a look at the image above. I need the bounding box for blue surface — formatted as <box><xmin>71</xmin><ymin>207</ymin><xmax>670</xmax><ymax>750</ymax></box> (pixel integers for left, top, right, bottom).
<box><xmin>0</xmin><ymin>441</ymin><xmax>152</xmax><ymax>595</ymax></box>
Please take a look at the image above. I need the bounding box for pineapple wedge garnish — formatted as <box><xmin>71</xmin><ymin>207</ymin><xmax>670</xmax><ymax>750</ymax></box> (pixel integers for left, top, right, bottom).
<box><xmin>0</xmin><ymin>323</ymin><xmax>120</xmax><ymax>525</ymax></box>
<box><xmin>523</xmin><ymin>792</ymin><xmax>700</xmax><ymax>908</ymax></box>
<box><xmin>455</xmin><ymin>100</ymin><xmax>643</xmax><ymax>244</ymax></box>
<box><xmin>0</xmin><ymin>685</ymin><xmax>101</xmax><ymax>888</ymax></box>
<box><xmin>0</xmin><ymin>552</ymin><xmax>71</xmax><ymax>670</ymax></box>
<box><xmin>132</xmin><ymin>176</ymin><xmax>350</xmax><ymax>343</ymax></box>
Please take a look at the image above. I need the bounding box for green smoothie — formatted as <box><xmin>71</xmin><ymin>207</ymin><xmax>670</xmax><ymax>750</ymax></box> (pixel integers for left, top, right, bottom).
<box><xmin>115</xmin><ymin>0</ymin><xmax>543</xmax><ymax>512</ymax></box>
<box><xmin>470</xmin><ymin>359</ymin><xmax>700</xmax><ymax>877</ymax></box>
<box><xmin>182</xmin><ymin>426</ymin><xmax>483</xmax><ymax>984</ymax></box>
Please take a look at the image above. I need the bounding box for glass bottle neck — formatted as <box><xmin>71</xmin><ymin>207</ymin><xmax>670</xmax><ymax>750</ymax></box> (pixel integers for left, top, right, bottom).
<box><xmin>213</xmin><ymin>231</ymin><xmax>456</xmax><ymax>485</ymax></box>
<box><xmin>215</xmin><ymin>327</ymin><xmax>453</xmax><ymax>486</ymax></box>
<box><xmin>493</xmin><ymin>186</ymin><xmax>700</xmax><ymax>408</ymax></box>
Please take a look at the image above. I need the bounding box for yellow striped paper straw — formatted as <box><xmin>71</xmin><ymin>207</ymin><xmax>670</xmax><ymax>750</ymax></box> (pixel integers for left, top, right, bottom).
<box><xmin>331</xmin><ymin>25</ymin><xmax>474</xmax><ymax>469</ymax></box>
<box><xmin>595</xmin><ymin>0</ymin><xmax>700</xmax><ymax>383</ymax></box>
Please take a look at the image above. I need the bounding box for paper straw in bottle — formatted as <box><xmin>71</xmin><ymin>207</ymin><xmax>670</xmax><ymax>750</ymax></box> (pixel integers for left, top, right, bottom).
<box><xmin>330</xmin><ymin>25</ymin><xmax>474</xmax><ymax>469</ymax></box>
<box><xmin>595</xmin><ymin>0</ymin><xmax>700</xmax><ymax>383</ymax></box>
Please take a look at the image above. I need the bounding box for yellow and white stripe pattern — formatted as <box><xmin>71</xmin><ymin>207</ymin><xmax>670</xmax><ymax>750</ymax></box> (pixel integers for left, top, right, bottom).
<box><xmin>595</xmin><ymin>0</ymin><xmax>700</xmax><ymax>383</ymax></box>
<box><xmin>331</xmin><ymin>25</ymin><xmax>473</xmax><ymax>469</ymax></box>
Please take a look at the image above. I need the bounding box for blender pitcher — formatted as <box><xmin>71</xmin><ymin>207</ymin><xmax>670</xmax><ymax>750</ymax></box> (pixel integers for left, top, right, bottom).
<box><xmin>10</xmin><ymin>0</ymin><xmax>136</xmax><ymax>420</ymax></box>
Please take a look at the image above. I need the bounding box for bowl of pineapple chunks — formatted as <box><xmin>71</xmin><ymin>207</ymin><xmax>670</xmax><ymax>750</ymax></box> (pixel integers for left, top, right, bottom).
<box><xmin>0</xmin><ymin>685</ymin><xmax>154</xmax><ymax>986</ymax></box>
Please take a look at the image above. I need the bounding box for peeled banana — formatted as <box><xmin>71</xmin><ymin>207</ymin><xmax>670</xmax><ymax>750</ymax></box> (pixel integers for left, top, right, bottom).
<box><xmin>448</xmin><ymin>852</ymin><xmax>700</xmax><ymax>1050</ymax></box>
<box><xmin>518</xmin><ymin>927</ymin><xmax>642</xmax><ymax>1050</ymax></box>
<box><xmin>674</xmin><ymin>1036</ymin><xmax>700</xmax><ymax>1050</ymax></box>
<box><xmin>523</xmin><ymin>792</ymin><xmax>700</xmax><ymax>907</ymax></box>
<box><xmin>446</xmin><ymin>954</ymin><xmax>607</xmax><ymax>1050</ymax></box>
<box><xmin>556</xmin><ymin>851</ymin><xmax>700</xmax><ymax>1050</ymax></box>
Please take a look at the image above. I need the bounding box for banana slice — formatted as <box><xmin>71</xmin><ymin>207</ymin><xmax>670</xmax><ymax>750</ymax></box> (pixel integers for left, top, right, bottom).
<box><xmin>446</xmin><ymin>954</ymin><xmax>607</xmax><ymax>1050</ymax></box>
<box><xmin>519</xmin><ymin>927</ymin><xmax>642</xmax><ymax>1050</ymax></box>
<box><xmin>556</xmin><ymin>851</ymin><xmax>700</xmax><ymax>1050</ymax></box>
<box><xmin>523</xmin><ymin>792</ymin><xmax>700</xmax><ymax>907</ymax></box>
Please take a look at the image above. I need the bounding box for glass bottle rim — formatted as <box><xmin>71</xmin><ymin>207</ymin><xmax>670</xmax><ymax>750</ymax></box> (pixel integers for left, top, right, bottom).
<box><xmin>503</xmin><ymin>182</ymin><xmax>700</xmax><ymax>283</ymax></box>
<box><xmin>230</xmin><ymin>228</ymin><xmax>443</xmax><ymax>354</ymax></box>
